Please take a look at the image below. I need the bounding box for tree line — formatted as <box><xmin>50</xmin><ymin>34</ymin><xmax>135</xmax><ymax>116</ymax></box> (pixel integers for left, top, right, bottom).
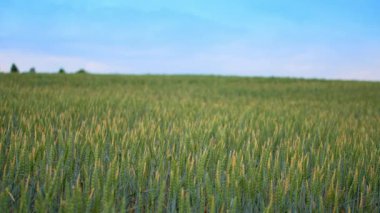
<box><xmin>4</xmin><ymin>63</ymin><xmax>87</xmax><ymax>74</ymax></box>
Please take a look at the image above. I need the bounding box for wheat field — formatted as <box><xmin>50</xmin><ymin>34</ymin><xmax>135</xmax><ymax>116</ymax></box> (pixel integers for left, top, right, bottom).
<box><xmin>0</xmin><ymin>74</ymin><xmax>379</xmax><ymax>212</ymax></box>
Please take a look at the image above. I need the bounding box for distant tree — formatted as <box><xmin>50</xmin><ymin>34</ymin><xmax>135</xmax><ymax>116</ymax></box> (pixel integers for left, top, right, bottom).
<box><xmin>10</xmin><ymin>63</ymin><xmax>19</xmax><ymax>73</ymax></box>
<box><xmin>29</xmin><ymin>67</ymin><xmax>36</xmax><ymax>74</ymax></box>
<box><xmin>58</xmin><ymin>68</ymin><xmax>65</xmax><ymax>74</ymax></box>
<box><xmin>76</xmin><ymin>69</ymin><xmax>87</xmax><ymax>74</ymax></box>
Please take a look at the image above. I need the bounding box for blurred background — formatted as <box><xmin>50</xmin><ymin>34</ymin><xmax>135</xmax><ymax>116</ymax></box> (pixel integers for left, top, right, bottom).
<box><xmin>0</xmin><ymin>0</ymin><xmax>379</xmax><ymax>80</ymax></box>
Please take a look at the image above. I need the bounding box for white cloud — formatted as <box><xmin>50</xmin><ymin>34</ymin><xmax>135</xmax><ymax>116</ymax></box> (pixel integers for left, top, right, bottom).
<box><xmin>1</xmin><ymin>42</ymin><xmax>379</xmax><ymax>81</ymax></box>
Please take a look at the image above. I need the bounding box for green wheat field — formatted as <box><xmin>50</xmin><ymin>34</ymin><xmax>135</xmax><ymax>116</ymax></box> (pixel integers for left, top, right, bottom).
<box><xmin>1</xmin><ymin>74</ymin><xmax>380</xmax><ymax>212</ymax></box>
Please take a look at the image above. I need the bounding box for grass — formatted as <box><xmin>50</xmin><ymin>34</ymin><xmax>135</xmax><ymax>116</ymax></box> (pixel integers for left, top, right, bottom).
<box><xmin>1</xmin><ymin>74</ymin><xmax>380</xmax><ymax>212</ymax></box>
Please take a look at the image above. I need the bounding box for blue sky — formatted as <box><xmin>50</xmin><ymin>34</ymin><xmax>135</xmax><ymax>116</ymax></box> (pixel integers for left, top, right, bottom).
<box><xmin>1</xmin><ymin>0</ymin><xmax>380</xmax><ymax>80</ymax></box>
